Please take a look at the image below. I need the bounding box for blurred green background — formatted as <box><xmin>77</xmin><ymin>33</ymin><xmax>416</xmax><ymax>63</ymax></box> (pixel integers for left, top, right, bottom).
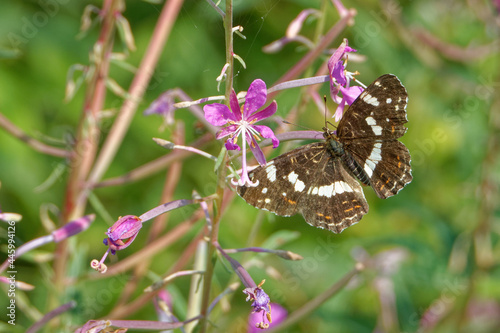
<box><xmin>0</xmin><ymin>0</ymin><xmax>499</xmax><ymax>332</ymax></box>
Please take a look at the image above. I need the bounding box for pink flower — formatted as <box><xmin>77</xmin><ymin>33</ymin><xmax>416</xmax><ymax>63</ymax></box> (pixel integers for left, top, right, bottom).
<box><xmin>328</xmin><ymin>39</ymin><xmax>363</xmax><ymax>121</ymax></box>
<box><xmin>203</xmin><ymin>79</ymin><xmax>279</xmax><ymax>186</ymax></box>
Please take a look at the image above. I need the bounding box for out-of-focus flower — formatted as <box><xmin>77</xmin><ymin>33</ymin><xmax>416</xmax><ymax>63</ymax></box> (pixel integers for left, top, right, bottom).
<box><xmin>144</xmin><ymin>90</ymin><xmax>177</xmax><ymax>125</ymax></box>
<box><xmin>494</xmin><ymin>0</ymin><xmax>500</xmax><ymax>14</ymax></box>
<box><xmin>155</xmin><ymin>289</ymin><xmax>178</xmax><ymax>328</ymax></box>
<box><xmin>203</xmin><ymin>79</ymin><xmax>279</xmax><ymax>186</ymax></box>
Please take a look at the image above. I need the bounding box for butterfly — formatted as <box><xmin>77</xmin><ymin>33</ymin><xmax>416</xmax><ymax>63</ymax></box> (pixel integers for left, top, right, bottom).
<box><xmin>237</xmin><ymin>74</ymin><xmax>412</xmax><ymax>233</ymax></box>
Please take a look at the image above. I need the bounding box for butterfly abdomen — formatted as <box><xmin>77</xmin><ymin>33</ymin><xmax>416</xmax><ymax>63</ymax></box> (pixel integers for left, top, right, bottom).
<box><xmin>341</xmin><ymin>151</ymin><xmax>371</xmax><ymax>186</ymax></box>
<box><xmin>327</xmin><ymin>138</ymin><xmax>371</xmax><ymax>186</ymax></box>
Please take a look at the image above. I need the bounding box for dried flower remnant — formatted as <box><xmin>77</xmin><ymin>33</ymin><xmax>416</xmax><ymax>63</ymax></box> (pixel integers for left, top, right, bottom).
<box><xmin>103</xmin><ymin>215</ymin><xmax>143</xmax><ymax>254</ymax></box>
<box><xmin>91</xmin><ymin>215</ymin><xmax>142</xmax><ymax>274</ymax></box>
<box><xmin>248</xmin><ymin>302</ymin><xmax>287</xmax><ymax>332</ymax></box>
<box><xmin>243</xmin><ymin>280</ymin><xmax>273</xmax><ymax>329</ymax></box>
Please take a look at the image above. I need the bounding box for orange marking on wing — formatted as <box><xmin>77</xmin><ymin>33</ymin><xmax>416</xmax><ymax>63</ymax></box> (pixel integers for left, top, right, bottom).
<box><xmin>325</xmin><ymin>216</ymin><xmax>332</xmax><ymax>220</ymax></box>
<box><xmin>287</xmin><ymin>199</ymin><xmax>297</xmax><ymax>205</ymax></box>
<box><xmin>317</xmin><ymin>213</ymin><xmax>324</xmax><ymax>217</ymax></box>
<box><xmin>391</xmin><ymin>125</ymin><xmax>395</xmax><ymax>133</ymax></box>
<box><xmin>354</xmin><ymin>205</ymin><xmax>362</xmax><ymax>209</ymax></box>
<box><xmin>344</xmin><ymin>207</ymin><xmax>354</xmax><ymax>212</ymax></box>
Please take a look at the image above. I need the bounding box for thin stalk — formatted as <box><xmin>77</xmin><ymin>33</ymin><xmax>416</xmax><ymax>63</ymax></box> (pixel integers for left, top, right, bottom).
<box><xmin>83</xmin><ymin>0</ymin><xmax>184</xmax><ymax>199</ymax></box>
<box><xmin>268</xmin><ymin>10</ymin><xmax>356</xmax><ymax>100</ymax></box>
<box><xmin>54</xmin><ymin>0</ymin><xmax>121</xmax><ymax>312</ymax></box>
<box><xmin>117</xmin><ymin>123</ymin><xmax>185</xmax><ymax>307</ymax></box>
<box><xmin>267</xmin><ymin>264</ymin><xmax>364</xmax><ymax>332</ymax></box>
<box><xmin>0</xmin><ymin>112</ymin><xmax>70</xmax><ymax>158</ymax></box>
<box><xmin>198</xmin><ymin>1</ymin><xmax>234</xmax><ymax>332</ymax></box>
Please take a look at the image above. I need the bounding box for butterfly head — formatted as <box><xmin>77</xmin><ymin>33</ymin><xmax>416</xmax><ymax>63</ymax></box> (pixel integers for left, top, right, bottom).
<box><xmin>322</xmin><ymin>126</ymin><xmax>337</xmax><ymax>140</ymax></box>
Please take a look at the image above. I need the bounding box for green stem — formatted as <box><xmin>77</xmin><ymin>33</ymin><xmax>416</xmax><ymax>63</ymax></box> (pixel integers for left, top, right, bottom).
<box><xmin>199</xmin><ymin>1</ymin><xmax>233</xmax><ymax>332</ymax></box>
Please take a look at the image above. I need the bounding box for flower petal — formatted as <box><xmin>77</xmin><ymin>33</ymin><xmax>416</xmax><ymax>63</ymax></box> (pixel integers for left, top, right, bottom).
<box><xmin>243</xmin><ymin>79</ymin><xmax>267</xmax><ymax>119</ymax></box>
<box><xmin>225</xmin><ymin>139</ymin><xmax>241</xmax><ymax>151</ymax></box>
<box><xmin>247</xmin><ymin>100</ymin><xmax>277</xmax><ymax>123</ymax></box>
<box><xmin>203</xmin><ymin>103</ymin><xmax>235</xmax><ymax>126</ymax></box>
<box><xmin>328</xmin><ymin>40</ymin><xmax>347</xmax><ymax>73</ymax></box>
<box><xmin>216</xmin><ymin>124</ymin><xmax>239</xmax><ymax>140</ymax></box>
<box><xmin>106</xmin><ymin>215</ymin><xmax>142</xmax><ymax>241</ymax></box>
<box><xmin>229</xmin><ymin>89</ymin><xmax>242</xmax><ymax>121</ymax></box>
<box><xmin>253</xmin><ymin>125</ymin><xmax>279</xmax><ymax>149</ymax></box>
<box><xmin>340</xmin><ymin>85</ymin><xmax>363</xmax><ymax>105</ymax></box>
<box><xmin>332</xmin><ymin>60</ymin><xmax>346</xmax><ymax>86</ymax></box>
<box><xmin>327</xmin><ymin>38</ymin><xmax>356</xmax><ymax>74</ymax></box>
<box><xmin>334</xmin><ymin>101</ymin><xmax>347</xmax><ymax>122</ymax></box>
<box><xmin>286</xmin><ymin>9</ymin><xmax>320</xmax><ymax>38</ymax></box>
<box><xmin>248</xmin><ymin>135</ymin><xmax>267</xmax><ymax>166</ymax></box>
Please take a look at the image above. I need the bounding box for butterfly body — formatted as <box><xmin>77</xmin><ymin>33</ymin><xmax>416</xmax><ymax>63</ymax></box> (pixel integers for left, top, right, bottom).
<box><xmin>237</xmin><ymin>74</ymin><xmax>412</xmax><ymax>233</ymax></box>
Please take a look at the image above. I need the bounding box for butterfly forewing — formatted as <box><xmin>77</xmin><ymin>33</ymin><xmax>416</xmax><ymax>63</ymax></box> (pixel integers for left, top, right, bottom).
<box><xmin>238</xmin><ymin>142</ymin><xmax>326</xmax><ymax>218</ymax></box>
<box><xmin>338</xmin><ymin>74</ymin><xmax>412</xmax><ymax>199</ymax></box>
<box><xmin>338</xmin><ymin>74</ymin><xmax>408</xmax><ymax>140</ymax></box>
<box><xmin>237</xmin><ymin>74</ymin><xmax>412</xmax><ymax>233</ymax></box>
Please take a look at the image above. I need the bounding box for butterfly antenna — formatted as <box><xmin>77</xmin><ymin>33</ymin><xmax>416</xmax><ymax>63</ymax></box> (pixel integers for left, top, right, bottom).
<box><xmin>282</xmin><ymin>120</ymin><xmax>315</xmax><ymax>131</ymax></box>
<box><xmin>322</xmin><ymin>96</ymin><xmax>338</xmax><ymax>135</ymax></box>
<box><xmin>323</xmin><ymin>95</ymin><xmax>328</xmax><ymax>130</ymax></box>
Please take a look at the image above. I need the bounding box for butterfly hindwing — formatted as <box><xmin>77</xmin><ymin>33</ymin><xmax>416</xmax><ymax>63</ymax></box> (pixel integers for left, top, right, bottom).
<box><xmin>237</xmin><ymin>142</ymin><xmax>369</xmax><ymax>233</ymax></box>
<box><xmin>347</xmin><ymin>140</ymin><xmax>412</xmax><ymax>199</ymax></box>
<box><xmin>298</xmin><ymin>159</ymin><xmax>368</xmax><ymax>233</ymax></box>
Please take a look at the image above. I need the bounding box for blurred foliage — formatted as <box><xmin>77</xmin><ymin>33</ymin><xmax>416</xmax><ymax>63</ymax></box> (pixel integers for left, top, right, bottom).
<box><xmin>0</xmin><ymin>0</ymin><xmax>499</xmax><ymax>332</ymax></box>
